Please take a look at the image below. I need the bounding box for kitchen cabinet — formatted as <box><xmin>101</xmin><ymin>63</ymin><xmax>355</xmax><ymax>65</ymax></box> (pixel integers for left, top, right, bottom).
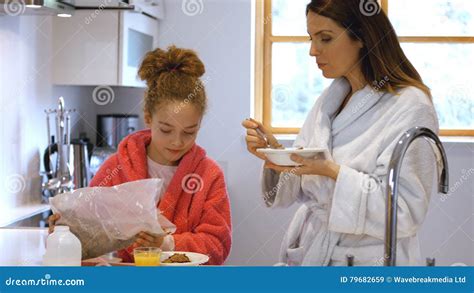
<box><xmin>52</xmin><ymin>10</ymin><xmax>160</xmax><ymax>87</ymax></box>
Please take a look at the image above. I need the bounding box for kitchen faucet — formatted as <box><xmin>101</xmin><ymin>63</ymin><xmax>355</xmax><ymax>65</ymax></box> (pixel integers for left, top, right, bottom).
<box><xmin>384</xmin><ymin>126</ymin><xmax>449</xmax><ymax>266</ymax></box>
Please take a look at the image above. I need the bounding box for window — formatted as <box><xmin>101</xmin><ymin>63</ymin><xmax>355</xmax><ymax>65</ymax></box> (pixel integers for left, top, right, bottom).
<box><xmin>255</xmin><ymin>0</ymin><xmax>474</xmax><ymax>136</ymax></box>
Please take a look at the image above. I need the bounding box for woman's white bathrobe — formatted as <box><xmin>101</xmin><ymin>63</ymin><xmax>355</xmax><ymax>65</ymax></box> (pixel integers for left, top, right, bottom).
<box><xmin>262</xmin><ymin>78</ymin><xmax>440</xmax><ymax>266</ymax></box>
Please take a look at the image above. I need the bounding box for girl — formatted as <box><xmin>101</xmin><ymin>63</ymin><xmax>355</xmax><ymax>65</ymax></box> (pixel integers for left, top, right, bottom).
<box><xmin>52</xmin><ymin>46</ymin><xmax>232</xmax><ymax>265</ymax></box>
<box><xmin>243</xmin><ymin>0</ymin><xmax>439</xmax><ymax>266</ymax></box>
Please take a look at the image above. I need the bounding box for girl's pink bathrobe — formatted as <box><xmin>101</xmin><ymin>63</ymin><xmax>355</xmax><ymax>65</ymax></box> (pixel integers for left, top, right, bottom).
<box><xmin>89</xmin><ymin>129</ymin><xmax>232</xmax><ymax>265</ymax></box>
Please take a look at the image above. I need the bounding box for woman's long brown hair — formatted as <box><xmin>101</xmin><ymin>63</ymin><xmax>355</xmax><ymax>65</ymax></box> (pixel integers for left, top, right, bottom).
<box><xmin>307</xmin><ymin>0</ymin><xmax>431</xmax><ymax>97</ymax></box>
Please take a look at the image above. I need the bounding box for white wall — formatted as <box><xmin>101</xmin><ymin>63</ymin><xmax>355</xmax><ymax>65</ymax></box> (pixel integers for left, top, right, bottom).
<box><xmin>0</xmin><ymin>17</ymin><xmax>54</xmax><ymax>213</ymax></box>
<box><xmin>419</xmin><ymin>141</ymin><xmax>474</xmax><ymax>266</ymax></box>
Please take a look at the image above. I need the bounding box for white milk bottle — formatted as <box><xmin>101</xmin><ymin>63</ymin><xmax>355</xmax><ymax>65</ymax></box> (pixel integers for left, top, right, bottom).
<box><xmin>43</xmin><ymin>226</ymin><xmax>82</xmax><ymax>266</ymax></box>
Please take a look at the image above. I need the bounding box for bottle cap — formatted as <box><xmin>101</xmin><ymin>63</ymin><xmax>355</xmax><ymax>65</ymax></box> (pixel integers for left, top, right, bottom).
<box><xmin>54</xmin><ymin>226</ymin><xmax>69</xmax><ymax>232</ymax></box>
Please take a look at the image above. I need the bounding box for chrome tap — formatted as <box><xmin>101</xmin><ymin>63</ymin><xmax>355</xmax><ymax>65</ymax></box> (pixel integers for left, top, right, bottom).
<box><xmin>346</xmin><ymin>254</ymin><xmax>354</xmax><ymax>266</ymax></box>
<box><xmin>384</xmin><ymin>127</ymin><xmax>449</xmax><ymax>266</ymax></box>
<box><xmin>426</xmin><ymin>257</ymin><xmax>436</xmax><ymax>266</ymax></box>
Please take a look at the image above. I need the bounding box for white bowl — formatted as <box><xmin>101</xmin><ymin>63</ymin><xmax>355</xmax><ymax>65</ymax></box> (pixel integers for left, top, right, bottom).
<box><xmin>256</xmin><ymin>147</ymin><xmax>327</xmax><ymax>166</ymax></box>
<box><xmin>160</xmin><ymin>251</ymin><xmax>209</xmax><ymax>266</ymax></box>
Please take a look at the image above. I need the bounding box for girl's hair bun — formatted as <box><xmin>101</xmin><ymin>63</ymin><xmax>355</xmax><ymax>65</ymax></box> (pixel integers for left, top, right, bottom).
<box><xmin>138</xmin><ymin>45</ymin><xmax>205</xmax><ymax>88</ymax></box>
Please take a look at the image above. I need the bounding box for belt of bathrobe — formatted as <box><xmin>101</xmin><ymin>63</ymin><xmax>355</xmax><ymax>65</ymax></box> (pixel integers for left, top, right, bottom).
<box><xmin>304</xmin><ymin>202</ymin><xmax>329</xmax><ymax>221</ymax></box>
<box><xmin>285</xmin><ymin>203</ymin><xmax>330</xmax><ymax>266</ymax></box>
<box><xmin>297</xmin><ymin>202</ymin><xmax>340</xmax><ymax>266</ymax></box>
<box><xmin>293</xmin><ymin>202</ymin><xmax>329</xmax><ymax>248</ymax></box>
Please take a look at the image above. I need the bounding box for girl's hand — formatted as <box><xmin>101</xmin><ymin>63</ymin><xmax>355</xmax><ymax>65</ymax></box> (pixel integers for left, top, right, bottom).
<box><xmin>264</xmin><ymin>154</ymin><xmax>340</xmax><ymax>180</ymax></box>
<box><xmin>134</xmin><ymin>231</ymin><xmax>166</xmax><ymax>248</ymax></box>
<box><xmin>48</xmin><ymin>213</ymin><xmax>61</xmax><ymax>234</ymax></box>
<box><xmin>242</xmin><ymin>118</ymin><xmax>282</xmax><ymax>160</ymax></box>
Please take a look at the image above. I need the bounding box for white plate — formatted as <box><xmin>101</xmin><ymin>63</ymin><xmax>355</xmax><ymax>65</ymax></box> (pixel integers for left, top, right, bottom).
<box><xmin>256</xmin><ymin>147</ymin><xmax>327</xmax><ymax>166</ymax></box>
<box><xmin>160</xmin><ymin>251</ymin><xmax>209</xmax><ymax>266</ymax></box>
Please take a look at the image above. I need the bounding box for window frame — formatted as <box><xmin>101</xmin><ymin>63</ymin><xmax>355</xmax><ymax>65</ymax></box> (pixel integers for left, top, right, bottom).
<box><xmin>255</xmin><ymin>0</ymin><xmax>474</xmax><ymax>136</ymax></box>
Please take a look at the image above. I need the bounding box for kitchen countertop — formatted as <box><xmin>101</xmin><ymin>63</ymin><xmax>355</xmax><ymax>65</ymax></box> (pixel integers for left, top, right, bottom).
<box><xmin>0</xmin><ymin>227</ymin><xmax>48</xmax><ymax>266</ymax></box>
<box><xmin>0</xmin><ymin>203</ymin><xmax>50</xmax><ymax>227</ymax></box>
<box><xmin>0</xmin><ymin>228</ymin><xmax>129</xmax><ymax>267</ymax></box>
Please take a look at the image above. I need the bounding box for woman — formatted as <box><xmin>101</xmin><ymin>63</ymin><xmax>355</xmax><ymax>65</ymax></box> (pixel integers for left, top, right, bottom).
<box><xmin>242</xmin><ymin>0</ymin><xmax>439</xmax><ymax>266</ymax></box>
<box><xmin>51</xmin><ymin>46</ymin><xmax>232</xmax><ymax>265</ymax></box>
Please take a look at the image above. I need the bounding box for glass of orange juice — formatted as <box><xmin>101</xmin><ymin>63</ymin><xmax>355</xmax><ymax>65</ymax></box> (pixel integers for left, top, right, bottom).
<box><xmin>133</xmin><ymin>247</ymin><xmax>161</xmax><ymax>266</ymax></box>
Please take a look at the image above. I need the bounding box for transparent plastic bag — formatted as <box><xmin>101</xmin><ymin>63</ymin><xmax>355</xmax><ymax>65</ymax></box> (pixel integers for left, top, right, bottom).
<box><xmin>49</xmin><ymin>178</ymin><xmax>176</xmax><ymax>260</ymax></box>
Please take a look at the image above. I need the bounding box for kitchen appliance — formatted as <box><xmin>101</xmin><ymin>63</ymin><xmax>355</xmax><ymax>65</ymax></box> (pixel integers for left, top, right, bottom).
<box><xmin>61</xmin><ymin>0</ymin><xmax>164</xmax><ymax>19</ymax></box>
<box><xmin>119</xmin><ymin>8</ymin><xmax>159</xmax><ymax>87</ymax></box>
<box><xmin>1</xmin><ymin>0</ymin><xmax>164</xmax><ymax>18</ymax></box>
<box><xmin>61</xmin><ymin>0</ymin><xmax>164</xmax><ymax>87</ymax></box>
<box><xmin>0</xmin><ymin>0</ymin><xmax>74</xmax><ymax>16</ymax></box>
<box><xmin>96</xmin><ymin>114</ymin><xmax>139</xmax><ymax>148</ymax></box>
<box><xmin>42</xmin><ymin>97</ymin><xmax>75</xmax><ymax>197</ymax></box>
<box><xmin>42</xmin><ymin>97</ymin><xmax>94</xmax><ymax>198</ymax></box>
<box><xmin>90</xmin><ymin>146</ymin><xmax>116</xmax><ymax>177</ymax></box>
<box><xmin>43</xmin><ymin>138</ymin><xmax>93</xmax><ymax>190</ymax></box>
<box><xmin>52</xmin><ymin>8</ymin><xmax>158</xmax><ymax>87</ymax></box>
<box><xmin>69</xmin><ymin>138</ymin><xmax>93</xmax><ymax>188</ymax></box>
